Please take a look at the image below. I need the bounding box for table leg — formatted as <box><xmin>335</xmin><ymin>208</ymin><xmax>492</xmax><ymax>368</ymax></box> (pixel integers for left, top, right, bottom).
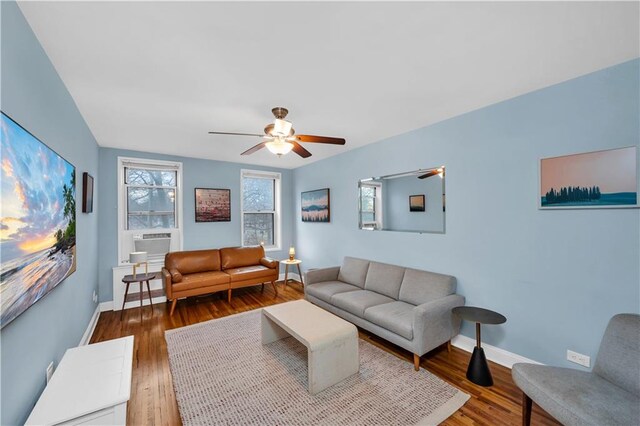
<box><xmin>121</xmin><ymin>282</ymin><xmax>131</xmax><ymax>320</ymax></box>
<box><xmin>466</xmin><ymin>322</ymin><xmax>493</xmax><ymax>386</ymax></box>
<box><xmin>146</xmin><ymin>280</ymin><xmax>153</xmax><ymax>306</ymax></box>
<box><xmin>296</xmin><ymin>264</ymin><xmax>304</xmax><ymax>286</ymax></box>
<box><xmin>284</xmin><ymin>264</ymin><xmax>289</xmax><ymax>287</ymax></box>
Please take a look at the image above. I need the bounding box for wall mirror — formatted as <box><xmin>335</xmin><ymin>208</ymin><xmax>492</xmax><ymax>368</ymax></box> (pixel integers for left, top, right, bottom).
<box><xmin>358</xmin><ymin>166</ymin><xmax>445</xmax><ymax>234</ymax></box>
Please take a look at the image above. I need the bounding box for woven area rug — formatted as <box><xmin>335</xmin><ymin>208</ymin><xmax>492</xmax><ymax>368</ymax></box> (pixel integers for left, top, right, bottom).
<box><xmin>165</xmin><ymin>309</ymin><xmax>469</xmax><ymax>425</ymax></box>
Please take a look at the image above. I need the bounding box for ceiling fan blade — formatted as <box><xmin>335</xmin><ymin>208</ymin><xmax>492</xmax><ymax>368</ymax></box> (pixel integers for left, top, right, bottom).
<box><xmin>291</xmin><ymin>141</ymin><xmax>312</xmax><ymax>158</ymax></box>
<box><xmin>209</xmin><ymin>131</ymin><xmax>265</xmax><ymax>137</ymax></box>
<box><xmin>241</xmin><ymin>142</ymin><xmax>267</xmax><ymax>155</ymax></box>
<box><xmin>294</xmin><ymin>135</ymin><xmax>346</xmax><ymax>145</ymax></box>
<box><xmin>418</xmin><ymin>170</ymin><xmax>440</xmax><ymax>179</ymax></box>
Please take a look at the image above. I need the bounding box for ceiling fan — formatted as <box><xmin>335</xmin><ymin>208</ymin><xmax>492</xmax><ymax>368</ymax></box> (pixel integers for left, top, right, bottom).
<box><xmin>417</xmin><ymin>167</ymin><xmax>445</xmax><ymax>179</ymax></box>
<box><xmin>208</xmin><ymin>107</ymin><xmax>346</xmax><ymax>158</ymax></box>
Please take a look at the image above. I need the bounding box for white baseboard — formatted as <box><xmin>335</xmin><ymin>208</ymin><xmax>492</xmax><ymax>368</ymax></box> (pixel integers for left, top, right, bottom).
<box><xmin>99</xmin><ymin>301</ymin><xmax>114</xmax><ymax>312</ymax></box>
<box><xmin>451</xmin><ymin>335</ymin><xmax>542</xmax><ymax>369</ymax></box>
<box><xmin>278</xmin><ymin>272</ymin><xmax>301</xmax><ymax>282</ymax></box>
<box><xmin>78</xmin><ymin>305</ymin><xmax>101</xmax><ymax>346</ymax></box>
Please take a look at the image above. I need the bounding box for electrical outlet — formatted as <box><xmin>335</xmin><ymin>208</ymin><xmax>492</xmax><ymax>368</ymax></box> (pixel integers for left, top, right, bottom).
<box><xmin>46</xmin><ymin>362</ymin><xmax>54</xmax><ymax>384</ymax></box>
<box><xmin>92</xmin><ymin>290</ymin><xmax>97</xmax><ymax>303</ymax></box>
<box><xmin>567</xmin><ymin>350</ymin><xmax>590</xmax><ymax>367</ymax></box>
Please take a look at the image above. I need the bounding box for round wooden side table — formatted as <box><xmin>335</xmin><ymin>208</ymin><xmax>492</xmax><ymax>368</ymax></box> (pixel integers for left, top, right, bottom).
<box><xmin>121</xmin><ymin>272</ymin><xmax>156</xmax><ymax>320</ymax></box>
<box><xmin>452</xmin><ymin>306</ymin><xmax>507</xmax><ymax>387</ymax></box>
<box><xmin>281</xmin><ymin>259</ymin><xmax>304</xmax><ymax>287</ymax></box>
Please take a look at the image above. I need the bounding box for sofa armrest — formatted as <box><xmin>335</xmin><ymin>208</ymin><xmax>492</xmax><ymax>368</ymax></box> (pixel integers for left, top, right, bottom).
<box><xmin>260</xmin><ymin>257</ymin><xmax>279</xmax><ymax>269</ymax></box>
<box><xmin>161</xmin><ymin>268</ymin><xmax>173</xmax><ymax>300</ymax></box>
<box><xmin>305</xmin><ymin>266</ymin><xmax>341</xmax><ymax>285</ymax></box>
<box><xmin>412</xmin><ymin>294</ymin><xmax>465</xmax><ymax>356</ymax></box>
<box><xmin>168</xmin><ymin>268</ymin><xmax>183</xmax><ymax>283</ymax></box>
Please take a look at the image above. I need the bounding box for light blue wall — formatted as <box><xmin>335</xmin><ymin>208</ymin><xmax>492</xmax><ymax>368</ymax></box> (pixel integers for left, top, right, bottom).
<box><xmin>98</xmin><ymin>148</ymin><xmax>293</xmax><ymax>302</ymax></box>
<box><xmin>293</xmin><ymin>59</ymin><xmax>640</xmax><ymax>368</ymax></box>
<box><xmin>384</xmin><ymin>174</ymin><xmax>444</xmax><ymax>232</ymax></box>
<box><xmin>0</xmin><ymin>2</ymin><xmax>100</xmax><ymax>424</ymax></box>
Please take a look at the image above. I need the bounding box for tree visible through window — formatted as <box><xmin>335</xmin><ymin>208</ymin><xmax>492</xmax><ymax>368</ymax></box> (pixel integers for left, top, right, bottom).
<box><xmin>242</xmin><ymin>172</ymin><xmax>279</xmax><ymax>247</ymax></box>
<box><xmin>126</xmin><ymin>167</ymin><xmax>177</xmax><ymax>230</ymax></box>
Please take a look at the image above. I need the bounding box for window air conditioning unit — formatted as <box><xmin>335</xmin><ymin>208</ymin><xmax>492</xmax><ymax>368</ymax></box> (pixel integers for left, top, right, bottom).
<box><xmin>133</xmin><ymin>233</ymin><xmax>172</xmax><ymax>261</ymax></box>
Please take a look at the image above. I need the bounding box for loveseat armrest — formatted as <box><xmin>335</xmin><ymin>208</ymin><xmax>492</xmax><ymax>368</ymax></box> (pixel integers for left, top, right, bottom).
<box><xmin>161</xmin><ymin>268</ymin><xmax>173</xmax><ymax>300</ymax></box>
<box><xmin>305</xmin><ymin>266</ymin><xmax>341</xmax><ymax>285</ymax></box>
<box><xmin>412</xmin><ymin>294</ymin><xmax>465</xmax><ymax>356</ymax></box>
<box><xmin>260</xmin><ymin>257</ymin><xmax>279</xmax><ymax>269</ymax></box>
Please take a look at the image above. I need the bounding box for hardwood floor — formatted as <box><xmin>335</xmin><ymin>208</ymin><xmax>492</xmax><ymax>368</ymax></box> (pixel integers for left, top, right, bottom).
<box><xmin>91</xmin><ymin>282</ymin><xmax>560</xmax><ymax>426</ymax></box>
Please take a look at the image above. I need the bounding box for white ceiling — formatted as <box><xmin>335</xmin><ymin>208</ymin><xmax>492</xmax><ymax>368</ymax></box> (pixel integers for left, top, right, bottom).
<box><xmin>18</xmin><ymin>1</ymin><xmax>639</xmax><ymax>169</ymax></box>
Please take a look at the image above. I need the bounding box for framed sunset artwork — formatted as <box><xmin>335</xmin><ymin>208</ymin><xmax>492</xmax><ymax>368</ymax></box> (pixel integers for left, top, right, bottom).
<box><xmin>539</xmin><ymin>146</ymin><xmax>638</xmax><ymax>209</ymax></box>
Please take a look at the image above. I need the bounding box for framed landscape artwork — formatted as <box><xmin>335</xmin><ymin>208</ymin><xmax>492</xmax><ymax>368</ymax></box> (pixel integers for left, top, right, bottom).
<box><xmin>409</xmin><ymin>195</ymin><xmax>425</xmax><ymax>212</ymax></box>
<box><xmin>195</xmin><ymin>188</ymin><xmax>231</xmax><ymax>222</ymax></box>
<box><xmin>539</xmin><ymin>146</ymin><xmax>638</xmax><ymax>209</ymax></box>
<box><xmin>1</xmin><ymin>112</ymin><xmax>77</xmax><ymax>329</ymax></box>
<box><xmin>301</xmin><ymin>188</ymin><xmax>330</xmax><ymax>222</ymax></box>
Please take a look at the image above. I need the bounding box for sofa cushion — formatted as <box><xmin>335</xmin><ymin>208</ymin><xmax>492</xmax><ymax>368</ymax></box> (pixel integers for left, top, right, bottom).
<box><xmin>225</xmin><ymin>265</ymin><xmax>275</xmax><ymax>283</ymax></box>
<box><xmin>512</xmin><ymin>363</ymin><xmax>640</xmax><ymax>425</ymax></box>
<box><xmin>220</xmin><ymin>246</ymin><xmax>265</xmax><ymax>270</ymax></box>
<box><xmin>364</xmin><ymin>262</ymin><xmax>406</xmax><ymax>299</ymax></box>
<box><xmin>305</xmin><ymin>281</ymin><xmax>360</xmax><ymax>304</ymax></box>
<box><xmin>331</xmin><ymin>290</ymin><xmax>394</xmax><ymax>317</ymax></box>
<box><xmin>398</xmin><ymin>268</ymin><xmax>456</xmax><ymax>306</ymax></box>
<box><xmin>364</xmin><ymin>301</ymin><xmax>415</xmax><ymax>340</ymax></box>
<box><xmin>165</xmin><ymin>249</ymin><xmax>221</xmax><ymax>275</ymax></box>
<box><xmin>172</xmin><ymin>271</ymin><xmax>230</xmax><ymax>292</ymax></box>
<box><xmin>338</xmin><ymin>257</ymin><xmax>370</xmax><ymax>288</ymax></box>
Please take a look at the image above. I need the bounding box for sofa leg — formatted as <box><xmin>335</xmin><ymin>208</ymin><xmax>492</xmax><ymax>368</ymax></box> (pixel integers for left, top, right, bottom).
<box><xmin>447</xmin><ymin>340</ymin><xmax>452</xmax><ymax>353</ymax></box>
<box><xmin>522</xmin><ymin>393</ymin><xmax>532</xmax><ymax>426</ymax></box>
<box><xmin>169</xmin><ymin>299</ymin><xmax>177</xmax><ymax>316</ymax></box>
<box><xmin>413</xmin><ymin>353</ymin><xmax>420</xmax><ymax>371</ymax></box>
<box><xmin>271</xmin><ymin>280</ymin><xmax>278</xmax><ymax>297</ymax></box>
<box><xmin>261</xmin><ymin>283</ymin><xmax>265</xmax><ymax>293</ymax></box>
<box><xmin>227</xmin><ymin>289</ymin><xmax>232</xmax><ymax>303</ymax></box>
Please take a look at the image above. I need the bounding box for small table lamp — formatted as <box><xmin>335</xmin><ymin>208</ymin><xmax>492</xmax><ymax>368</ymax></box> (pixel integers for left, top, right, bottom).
<box><xmin>289</xmin><ymin>246</ymin><xmax>295</xmax><ymax>261</ymax></box>
<box><xmin>129</xmin><ymin>251</ymin><xmax>148</xmax><ymax>279</ymax></box>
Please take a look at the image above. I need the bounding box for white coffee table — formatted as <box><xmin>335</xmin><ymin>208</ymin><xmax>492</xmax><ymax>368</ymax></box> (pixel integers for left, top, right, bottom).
<box><xmin>261</xmin><ymin>300</ymin><xmax>359</xmax><ymax>394</ymax></box>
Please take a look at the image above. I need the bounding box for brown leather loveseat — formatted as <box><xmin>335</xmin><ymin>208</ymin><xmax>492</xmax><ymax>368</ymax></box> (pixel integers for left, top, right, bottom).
<box><xmin>162</xmin><ymin>246</ymin><xmax>279</xmax><ymax>315</ymax></box>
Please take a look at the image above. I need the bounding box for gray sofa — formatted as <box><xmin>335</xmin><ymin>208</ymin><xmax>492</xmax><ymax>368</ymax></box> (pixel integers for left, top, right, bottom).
<box><xmin>304</xmin><ymin>256</ymin><xmax>465</xmax><ymax>370</ymax></box>
<box><xmin>513</xmin><ymin>313</ymin><xmax>640</xmax><ymax>426</ymax></box>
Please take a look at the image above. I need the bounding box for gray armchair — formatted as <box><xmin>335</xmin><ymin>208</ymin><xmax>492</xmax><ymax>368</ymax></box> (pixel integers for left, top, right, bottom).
<box><xmin>512</xmin><ymin>314</ymin><xmax>640</xmax><ymax>426</ymax></box>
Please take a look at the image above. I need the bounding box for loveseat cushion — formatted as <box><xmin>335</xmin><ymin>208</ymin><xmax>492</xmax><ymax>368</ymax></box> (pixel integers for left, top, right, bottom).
<box><xmin>225</xmin><ymin>265</ymin><xmax>275</xmax><ymax>283</ymax></box>
<box><xmin>305</xmin><ymin>281</ymin><xmax>360</xmax><ymax>304</ymax></box>
<box><xmin>220</xmin><ymin>246</ymin><xmax>265</xmax><ymax>270</ymax></box>
<box><xmin>512</xmin><ymin>363</ymin><xmax>640</xmax><ymax>425</ymax></box>
<box><xmin>338</xmin><ymin>257</ymin><xmax>370</xmax><ymax>288</ymax></box>
<box><xmin>172</xmin><ymin>271</ymin><xmax>230</xmax><ymax>292</ymax></box>
<box><xmin>364</xmin><ymin>301</ymin><xmax>415</xmax><ymax>340</ymax></box>
<box><xmin>331</xmin><ymin>290</ymin><xmax>394</xmax><ymax>317</ymax></box>
<box><xmin>398</xmin><ymin>268</ymin><xmax>456</xmax><ymax>306</ymax></box>
<box><xmin>364</xmin><ymin>262</ymin><xmax>406</xmax><ymax>299</ymax></box>
<box><xmin>165</xmin><ymin>249</ymin><xmax>221</xmax><ymax>275</ymax></box>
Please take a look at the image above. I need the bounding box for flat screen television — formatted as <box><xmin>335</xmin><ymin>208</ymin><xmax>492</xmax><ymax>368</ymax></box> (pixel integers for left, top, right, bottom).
<box><xmin>0</xmin><ymin>112</ymin><xmax>77</xmax><ymax>328</ymax></box>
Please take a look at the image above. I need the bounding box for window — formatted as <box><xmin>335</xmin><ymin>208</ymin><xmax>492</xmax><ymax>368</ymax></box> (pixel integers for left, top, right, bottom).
<box><xmin>360</xmin><ymin>182</ymin><xmax>383</xmax><ymax>229</ymax></box>
<box><xmin>241</xmin><ymin>170</ymin><xmax>281</xmax><ymax>249</ymax></box>
<box><xmin>125</xmin><ymin>166</ymin><xmax>177</xmax><ymax>229</ymax></box>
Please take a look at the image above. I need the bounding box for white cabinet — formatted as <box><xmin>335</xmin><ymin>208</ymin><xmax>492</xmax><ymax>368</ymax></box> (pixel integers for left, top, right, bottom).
<box><xmin>26</xmin><ymin>336</ymin><xmax>134</xmax><ymax>426</ymax></box>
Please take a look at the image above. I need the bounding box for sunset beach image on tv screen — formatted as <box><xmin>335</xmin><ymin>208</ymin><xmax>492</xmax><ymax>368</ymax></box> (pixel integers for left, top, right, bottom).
<box><xmin>1</xmin><ymin>112</ymin><xmax>76</xmax><ymax>328</ymax></box>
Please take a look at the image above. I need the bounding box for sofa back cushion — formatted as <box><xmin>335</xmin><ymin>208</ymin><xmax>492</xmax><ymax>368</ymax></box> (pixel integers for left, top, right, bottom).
<box><xmin>398</xmin><ymin>268</ymin><xmax>456</xmax><ymax>306</ymax></box>
<box><xmin>220</xmin><ymin>246</ymin><xmax>265</xmax><ymax>270</ymax></box>
<box><xmin>364</xmin><ymin>262</ymin><xmax>406</xmax><ymax>299</ymax></box>
<box><xmin>338</xmin><ymin>257</ymin><xmax>370</xmax><ymax>288</ymax></box>
<box><xmin>165</xmin><ymin>249</ymin><xmax>221</xmax><ymax>275</ymax></box>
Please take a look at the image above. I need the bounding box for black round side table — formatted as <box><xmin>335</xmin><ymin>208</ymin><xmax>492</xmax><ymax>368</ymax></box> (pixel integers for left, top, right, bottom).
<box><xmin>452</xmin><ymin>306</ymin><xmax>506</xmax><ymax>387</ymax></box>
<box><xmin>121</xmin><ymin>272</ymin><xmax>156</xmax><ymax>320</ymax></box>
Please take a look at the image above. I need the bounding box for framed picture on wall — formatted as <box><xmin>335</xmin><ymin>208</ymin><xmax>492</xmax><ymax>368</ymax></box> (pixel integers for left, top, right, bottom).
<box><xmin>539</xmin><ymin>146</ymin><xmax>638</xmax><ymax>209</ymax></box>
<box><xmin>409</xmin><ymin>194</ymin><xmax>425</xmax><ymax>212</ymax></box>
<box><xmin>301</xmin><ymin>188</ymin><xmax>330</xmax><ymax>222</ymax></box>
<box><xmin>195</xmin><ymin>188</ymin><xmax>231</xmax><ymax>222</ymax></box>
<box><xmin>82</xmin><ymin>172</ymin><xmax>94</xmax><ymax>213</ymax></box>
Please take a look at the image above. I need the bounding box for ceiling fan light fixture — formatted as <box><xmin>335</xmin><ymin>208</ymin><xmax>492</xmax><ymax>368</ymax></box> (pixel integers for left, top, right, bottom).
<box><xmin>273</xmin><ymin>119</ymin><xmax>292</xmax><ymax>137</ymax></box>
<box><xmin>265</xmin><ymin>138</ymin><xmax>294</xmax><ymax>156</ymax></box>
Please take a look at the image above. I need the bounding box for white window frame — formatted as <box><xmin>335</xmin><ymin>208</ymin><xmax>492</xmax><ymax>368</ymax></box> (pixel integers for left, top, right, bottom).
<box><xmin>117</xmin><ymin>157</ymin><xmax>184</xmax><ymax>265</ymax></box>
<box><xmin>360</xmin><ymin>182</ymin><xmax>383</xmax><ymax>230</ymax></box>
<box><xmin>240</xmin><ymin>169</ymin><xmax>281</xmax><ymax>251</ymax></box>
